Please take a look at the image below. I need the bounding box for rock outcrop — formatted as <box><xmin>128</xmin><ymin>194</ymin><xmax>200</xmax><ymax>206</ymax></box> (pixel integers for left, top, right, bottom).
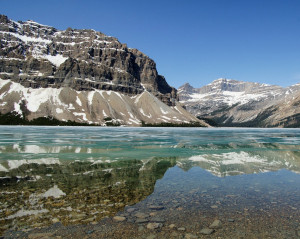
<box><xmin>178</xmin><ymin>78</ymin><xmax>300</xmax><ymax>127</ymax></box>
<box><xmin>0</xmin><ymin>15</ymin><xmax>205</xmax><ymax>126</ymax></box>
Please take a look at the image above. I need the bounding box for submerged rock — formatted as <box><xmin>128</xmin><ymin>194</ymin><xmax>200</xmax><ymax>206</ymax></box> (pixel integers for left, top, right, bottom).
<box><xmin>135</xmin><ymin>218</ymin><xmax>149</xmax><ymax>224</ymax></box>
<box><xmin>209</xmin><ymin>219</ymin><xmax>222</xmax><ymax>229</ymax></box>
<box><xmin>169</xmin><ymin>224</ymin><xmax>176</xmax><ymax>229</ymax></box>
<box><xmin>177</xmin><ymin>227</ymin><xmax>186</xmax><ymax>231</ymax></box>
<box><xmin>149</xmin><ymin>205</ymin><xmax>164</xmax><ymax>210</ymax></box>
<box><xmin>113</xmin><ymin>216</ymin><xmax>126</xmax><ymax>222</ymax></box>
<box><xmin>200</xmin><ymin>228</ymin><xmax>215</xmax><ymax>235</ymax></box>
<box><xmin>126</xmin><ymin>208</ymin><xmax>137</xmax><ymax>213</ymax></box>
<box><xmin>28</xmin><ymin>233</ymin><xmax>54</xmax><ymax>239</ymax></box>
<box><xmin>184</xmin><ymin>233</ymin><xmax>198</xmax><ymax>239</ymax></box>
<box><xmin>149</xmin><ymin>217</ymin><xmax>165</xmax><ymax>223</ymax></box>
<box><xmin>134</xmin><ymin>212</ymin><xmax>149</xmax><ymax>219</ymax></box>
<box><xmin>146</xmin><ymin>223</ymin><xmax>163</xmax><ymax>230</ymax></box>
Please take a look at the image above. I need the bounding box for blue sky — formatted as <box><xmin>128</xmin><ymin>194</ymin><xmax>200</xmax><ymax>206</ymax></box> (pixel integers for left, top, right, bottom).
<box><xmin>2</xmin><ymin>0</ymin><xmax>300</xmax><ymax>88</ymax></box>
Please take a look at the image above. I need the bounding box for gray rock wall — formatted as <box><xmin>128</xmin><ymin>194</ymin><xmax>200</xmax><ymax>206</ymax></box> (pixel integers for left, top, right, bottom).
<box><xmin>0</xmin><ymin>15</ymin><xmax>177</xmax><ymax>106</ymax></box>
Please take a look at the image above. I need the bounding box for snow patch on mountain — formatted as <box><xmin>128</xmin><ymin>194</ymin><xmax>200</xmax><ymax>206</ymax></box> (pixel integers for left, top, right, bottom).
<box><xmin>0</xmin><ymin>78</ymin><xmax>204</xmax><ymax>126</ymax></box>
<box><xmin>0</xmin><ymin>31</ymin><xmax>52</xmax><ymax>44</ymax></box>
<box><xmin>42</xmin><ymin>54</ymin><xmax>68</xmax><ymax>67</ymax></box>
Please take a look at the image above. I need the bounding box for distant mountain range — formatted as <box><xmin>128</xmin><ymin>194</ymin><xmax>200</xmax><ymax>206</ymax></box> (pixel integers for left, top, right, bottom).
<box><xmin>178</xmin><ymin>78</ymin><xmax>300</xmax><ymax>127</ymax></box>
<box><xmin>0</xmin><ymin>15</ymin><xmax>205</xmax><ymax>126</ymax></box>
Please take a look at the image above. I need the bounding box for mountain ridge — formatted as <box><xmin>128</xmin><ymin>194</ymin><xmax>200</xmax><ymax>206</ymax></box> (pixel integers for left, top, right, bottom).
<box><xmin>178</xmin><ymin>78</ymin><xmax>300</xmax><ymax>127</ymax></box>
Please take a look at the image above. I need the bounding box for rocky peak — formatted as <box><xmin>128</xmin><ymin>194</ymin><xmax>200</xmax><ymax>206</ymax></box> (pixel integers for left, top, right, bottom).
<box><xmin>208</xmin><ymin>78</ymin><xmax>242</xmax><ymax>90</ymax></box>
<box><xmin>0</xmin><ymin>15</ymin><xmax>177</xmax><ymax>106</ymax></box>
<box><xmin>190</xmin><ymin>78</ymin><xmax>283</xmax><ymax>95</ymax></box>
<box><xmin>178</xmin><ymin>82</ymin><xmax>194</xmax><ymax>93</ymax></box>
<box><xmin>203</xmin><ymin>78</ymin><xmax>251</xmax><ymax>93</ymax></box>
<box><xmin>0</xmin><ymin>15</ymin><xmax>9</xmax><ymax>24</ymax></box>
<box><xmin>177</xmin><ymin>83</ymin><xmax>196</xmax><ymax>102</ymax></box>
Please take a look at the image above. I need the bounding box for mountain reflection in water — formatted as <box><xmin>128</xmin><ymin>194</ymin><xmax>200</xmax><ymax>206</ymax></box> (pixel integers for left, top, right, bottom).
<box><xmin>0</xmin><ymin>157</ymin><xmax>175</xmax><ymax>233</ymax></box>
<box><xmin>0</xmin><ymin>127</ymin><xmax>299</xmax><ymax>236</ymax></box>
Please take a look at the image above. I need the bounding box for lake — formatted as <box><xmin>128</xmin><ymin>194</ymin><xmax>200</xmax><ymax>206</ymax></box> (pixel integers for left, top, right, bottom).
<box><xmin>0</xmin><ymin>126</ymin><xmax>299</xmax><ymax>238</ymax></box>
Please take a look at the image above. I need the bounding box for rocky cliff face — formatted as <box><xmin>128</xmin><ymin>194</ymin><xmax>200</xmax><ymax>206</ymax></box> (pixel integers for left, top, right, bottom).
<box><xmin>0</xmin><ymin>15</ymin><xmax>204</xmax><ymax>126</ymax></box>
<box><xmin>178</xmin><ymin>78</ymin><xmax>300</xmax><ymax>127</ymax></box>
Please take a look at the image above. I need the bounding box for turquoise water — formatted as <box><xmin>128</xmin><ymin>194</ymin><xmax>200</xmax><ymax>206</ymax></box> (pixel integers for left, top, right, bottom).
<box><xmin>1</xmin><ymin>126</ymin><xmax>300</xmax><ymax>161</ymax></box>
<box><xmin>0</xmin><ymin>126</ymin><xmax>299</xmax><ymax>237</ymax></box>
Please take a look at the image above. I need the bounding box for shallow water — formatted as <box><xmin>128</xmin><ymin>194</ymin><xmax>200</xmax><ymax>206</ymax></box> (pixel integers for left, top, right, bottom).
<box><xmin>0</xmin><ymin>126</ymin><xmax>299</xmax><ymax>238</ymax></box>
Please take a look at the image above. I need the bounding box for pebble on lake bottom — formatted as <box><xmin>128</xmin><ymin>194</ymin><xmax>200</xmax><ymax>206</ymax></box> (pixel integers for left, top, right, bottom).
<box><xmin>146</xmin><ymin>234</ymin><xmax>156</xmax><ymax>239</ymax></box>
<box><xmin>150</xmin><ymin>217</ymin><xmax>165</xmax><ymax>223</ymax></box>
<box><xmin>138</xmin><ymin>226</ymin><xmax>145</xmax><ymax>232</ymax></box>
<box><xmin>113</xmin><ymin>216</ymin><xmax>126</xmax><ymax>222</ymax></box>
<box><xmin>146</xmin><ymin>223</ymin><xmax>163</xmax><ymax>230</ymax></box>
<box><xmin>200</xmin><ymin>228</ymin><xmax>215</xmax><ymax>235</ymax></box>
<box><xmin>28</xmin><ymin>233</ymin><xmax>54</xmax><ymax>239</ymax></box>
<box><xmin>51</xmin><ymin>218</ymin><xmax>59</xmax><ymax>223</ymax></box>
<box><xmin>134</xmin><ymin>212</ymin><xmax>149</xmax><ymax>219</ymax></box>
<box><xmin>169</xmin><ymin>224</ymin><xmax>176</xmax><ymax>229</ymax></box>
<box><xmin>127</xmin><ymin>208</ymin><xmax>137</xmax><ymax>213</ymax></box>
<box><xmin>184</xmin><ymin>233</ymin><xmax>198</xmax><ymax>239</ymax></box>
<box><xmin>149</xmin><ymin>205</ymin><xmax>164</xmax><ymax>210</ymax></box>
<box><xmin>136</xmin><ymin>218</ymin><xmax>149</xmax><ymax>224</ymax></box>
<box><xmin>209</xmin><ymin>219</ymin><xmax>222</xmax><ymax>229</ymax></box>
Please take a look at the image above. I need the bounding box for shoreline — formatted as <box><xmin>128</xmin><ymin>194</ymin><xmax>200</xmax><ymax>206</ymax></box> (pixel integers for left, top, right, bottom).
<box><xmin>4</xmin><ymin>201</ymin><xmax>299</xmax><ymax>239</ymax></box>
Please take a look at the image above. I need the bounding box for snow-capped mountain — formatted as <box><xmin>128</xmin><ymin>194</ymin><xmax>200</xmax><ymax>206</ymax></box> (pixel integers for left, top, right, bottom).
<box><xmin>0</xmin><ymin>15</ymin><xmax>205</xmax><ymax>126</ymax></box>
<box><xmin>178</xmin><ymin>78</ymin><xmax>300</xmax><ymax>127</ymax></box>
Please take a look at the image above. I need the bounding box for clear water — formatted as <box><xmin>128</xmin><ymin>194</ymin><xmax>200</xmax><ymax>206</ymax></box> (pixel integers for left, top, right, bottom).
<box><xmin>1</xmin><ymin>126</ymin><xmax>300</xmax><ymax>160</ymax></box>
<box><xmin>0</xmin><ymin>126</ymin><xmax>299</xmax><ymax>237</ymax></box>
